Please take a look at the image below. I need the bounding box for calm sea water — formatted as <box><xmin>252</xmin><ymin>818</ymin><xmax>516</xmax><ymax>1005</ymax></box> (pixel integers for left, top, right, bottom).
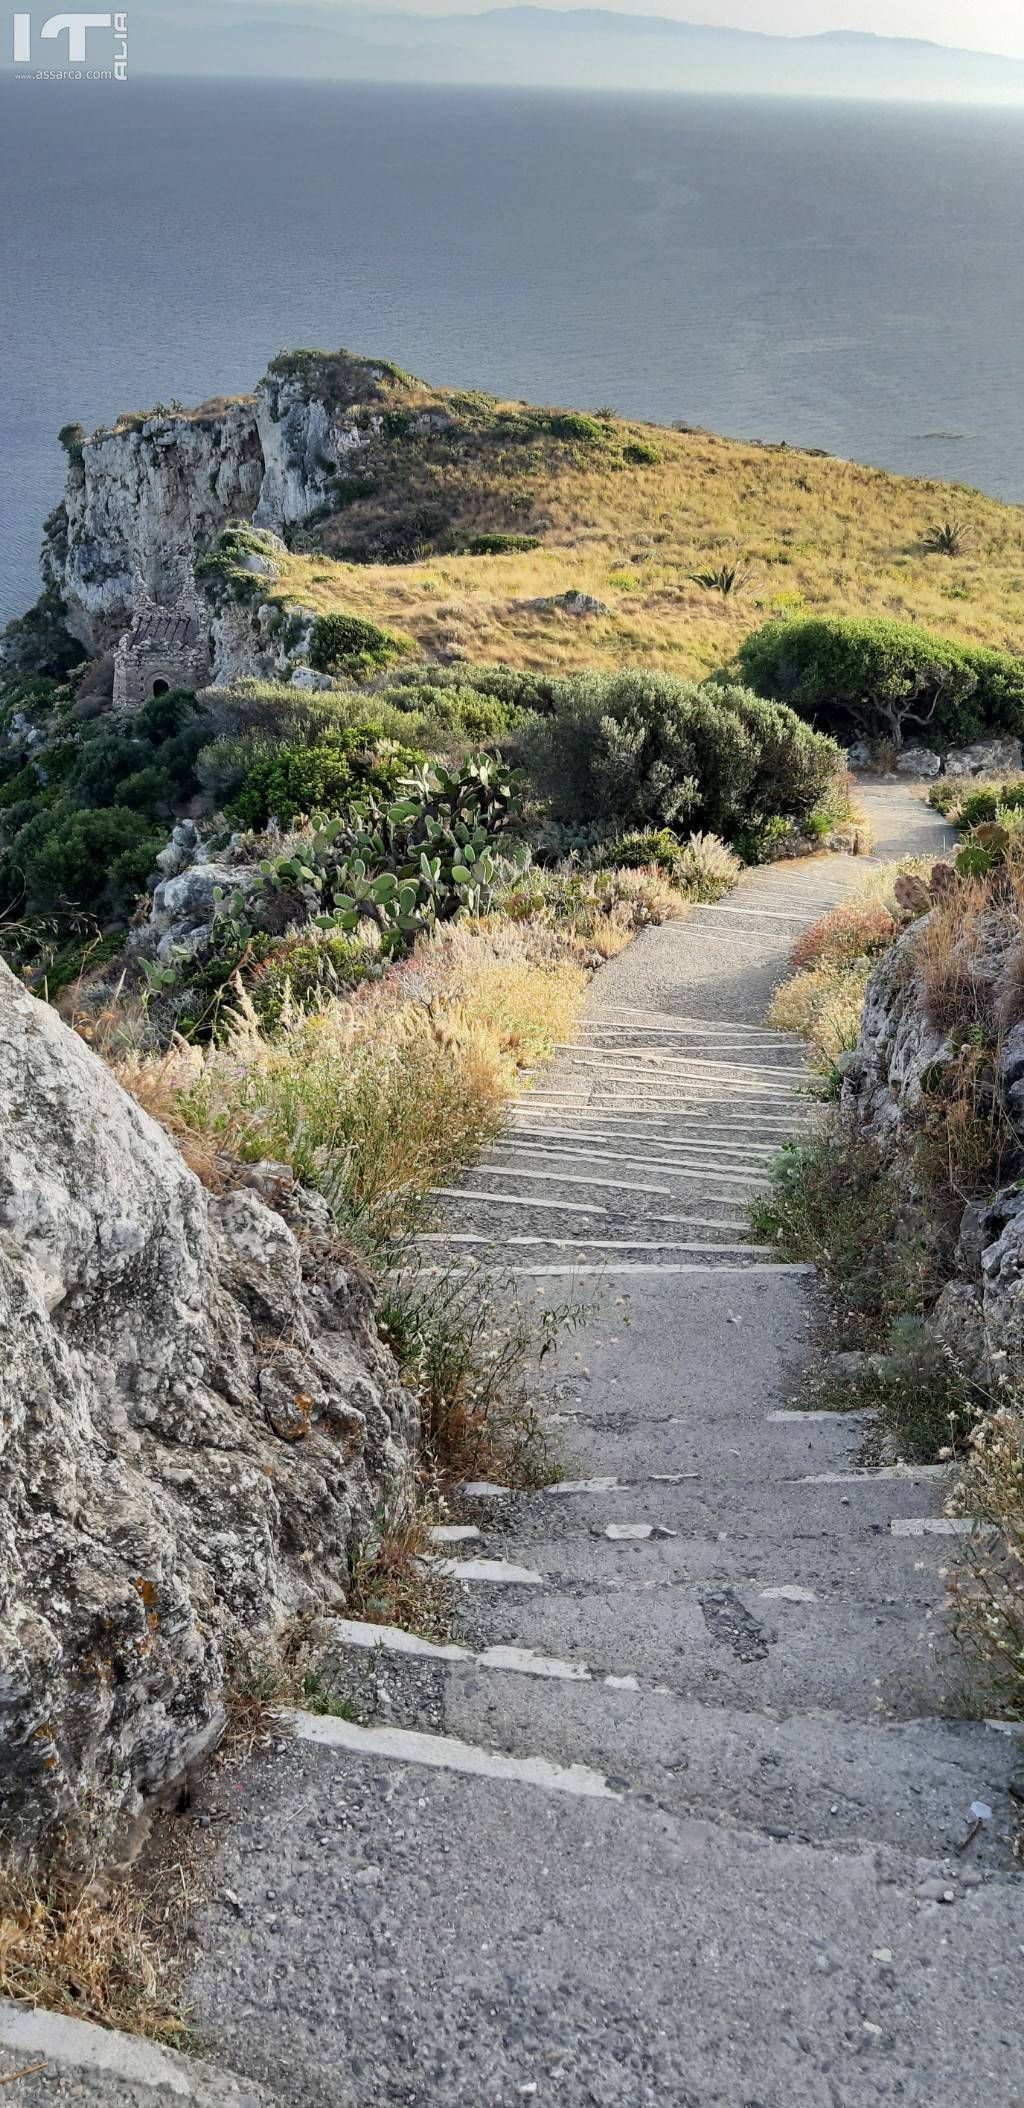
<box><xmin>2</xmin><ymin>77</ymin><xmax>1023</xmax><ymax>624</ymax></box>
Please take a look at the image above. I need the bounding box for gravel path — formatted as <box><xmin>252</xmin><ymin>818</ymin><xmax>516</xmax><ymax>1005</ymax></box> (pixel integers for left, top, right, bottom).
<box><xmin>19</xmin><ymin>785</ymin><xmax>1016</xmax><ymax>2108</ymax></box>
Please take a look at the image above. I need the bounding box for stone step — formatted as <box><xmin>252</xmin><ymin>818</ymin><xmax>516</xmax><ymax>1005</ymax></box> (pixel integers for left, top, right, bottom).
<box><xmin>319</xmin><ymin>1621</ymin><xmax>1022</xmax><ymax>1864</ymax></box>
<box><xmin>546</xmin><ymin>1404</ymin><xmax>874</xmax><ymax>1480</ymax></box>
<box><xmin>440</xmin><ymin>1568</ymin><xmax>954</xmax><ymax>1720</ymax></box>
<box><xmin>427</xmin><ymin>1190</ymin><xmax>776</xmax><ymax>1244</ymax></box>
<box><xmin>493</xmin><ymin>1134</ymin><xmax>784</xmax><ymax>1169</ymax></box>
<box><xmin>508</xmin><ymin>1111</ymin><xmax>812</xmax><ymax>1142</ymax></box>
<box><xmin>188</xmin><ymin>1729</ymin><xmax>1024</xmax><ymax>2108</ymax></box>
<box><xmin>553</xmin><ymin>1040</ymin><xmax>811</xmax><ymax>1071</ymax></box>
<box><xmin>0</xmin><ymin>2004</ymin><xmax>277</xmax><ymax>2107</ymax></box>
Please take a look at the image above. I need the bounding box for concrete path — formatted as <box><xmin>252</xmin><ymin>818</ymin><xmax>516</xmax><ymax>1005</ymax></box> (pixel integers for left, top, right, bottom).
<box><xmin>135</xmin><ymin>785</ymin><xmax>1023</xmax><ymax>2105</ymax></box>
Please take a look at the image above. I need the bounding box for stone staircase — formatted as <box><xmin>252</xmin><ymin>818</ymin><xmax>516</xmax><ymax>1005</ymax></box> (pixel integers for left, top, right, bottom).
<box><xmin>172</xmin><ymin>790</ymin><xmax>1023</xmax><ymax>2108</ymax></box>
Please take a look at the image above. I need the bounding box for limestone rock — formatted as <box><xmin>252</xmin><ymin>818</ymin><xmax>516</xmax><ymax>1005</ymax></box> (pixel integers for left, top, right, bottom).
<box><xmin>48</xmin><ymin>403</ymin><xmax>264</xmax><ymax>650</ymax></box>
<box><xmin>840</xmin><ymin>923</ymin><xmax>951</xmax><ymax>1145</ymax></box>
<box><xmin>518</xmin><ymin>590</ymin><xmax>609</xmax><ymax>616</ymax></box>
<box><xmin>0</xmin><ymin>961</ymin><xmax>415</xmax><ymax>1860</ymax></box>
<box><xmin>290</xmin><ymin>666</ymin><xmax>334</xmax><ymax>691</ymax></box>
<box><xmin>894</xmin><ymin>746</ymin><xmax>942</xmax><ymax>779</ymax></box>
<box><xmin>943</xmin><ymin>737</ymin><xmax>1023</xmax><ymax>779</ymax></box>
<box><xmin>845</xmin><ymin>740</ymin><xmax>874</xmax><ymax>771</ymax></box>
<box><xmin>997</xmin><ymin>1019</ymin><xmax>1024</xmax><ymax>1132</ymax></box>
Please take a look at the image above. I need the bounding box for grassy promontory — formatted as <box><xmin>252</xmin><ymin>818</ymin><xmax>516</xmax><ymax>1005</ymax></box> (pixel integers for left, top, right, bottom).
<box><xmin>246</xmin><ymin>356</ymin><xmax>1024</xmax><ymax>680</ymax></box>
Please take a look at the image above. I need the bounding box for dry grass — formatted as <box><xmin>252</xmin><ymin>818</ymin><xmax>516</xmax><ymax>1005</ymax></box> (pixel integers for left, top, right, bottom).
<box><xmin>118</xmin><ymin>923</ymin><xmax>586</xmax><ymax>1240</ymax></box>
<box><xmin>789</xmin><ymin>902</ymin><xmax>897</xmax><ymax>973</ymax></box>
<box><xmin>948</xmin><ymin>1405</ymin><xmax>1024</xmax><ymax>1723</ymax></box>
<box><xmin>377</xmin><ymin>1257</ymin><xmax>576</xmax><ymax>1492</ymax></box>
<box><xmin>0</xmin><ymin>1865</ymin><xmax>187</xmax><ymax>2044</ymax></box>
<box><xmin>260</xmin><ymin>404</ymin><xmax>1024</xmax><ymax>681</ymax></box>
<box><xmin>346</xmin><ymin>1500</ymin><xmax>454</xmax><ymax>1642</ymax></box>
<box><xmin>768</xmin><ymin>960</ymin><xmax>871</xmax><ymax>1070</ymax></box>
<box><xmin>914</xmin><ymin>876</ymin><xmax>1001</xmax><ymax>1032</ymax></box>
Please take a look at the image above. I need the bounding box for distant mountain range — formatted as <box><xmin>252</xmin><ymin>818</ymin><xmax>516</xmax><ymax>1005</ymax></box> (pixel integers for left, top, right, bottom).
<box><xmin>137</xmin><ymin>3</ymin><xmax>1024</xmax><ymax>102</ymax></box>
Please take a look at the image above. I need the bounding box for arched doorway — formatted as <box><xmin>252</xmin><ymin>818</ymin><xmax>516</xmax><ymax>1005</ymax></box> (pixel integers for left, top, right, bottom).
<box><xmin>151</xmin><ymin>678</ymin><xmax>170</xmax><ymax>697</ymax></box>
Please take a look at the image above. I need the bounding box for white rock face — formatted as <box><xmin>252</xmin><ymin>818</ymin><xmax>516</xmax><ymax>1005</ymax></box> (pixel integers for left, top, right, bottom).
<box><xmin>842</xmin><ymin>912</ymin><xmax>1024</xmax><ymax>1393</ymax></box>
<box><xmin>52</xmin><ymin>404</ymin><xmax>264</xmax><ymax>649</ymax></box>
<box><xmin>253</xmin><ymin>376</ymin><xmax>360</xmax><ymax>528</ymax></box>
<box><xmin>894</xmin><ymin>746</ymin><xmax>942</xmax><ymax>779</ymax></box>
<box><xmin>0</xmin><ymin>961</ymin><xmax>416</xmax><ymax>1860</ymax></box>
<box><xmin>942</xmin><ymin>737</ymin><xmax>1023</xmax><ymax>779</ymax></box>
<box><xmin>840</xmin><ymin>922</ymin><xmax>952</xmax><ymax>1144</ymax></box>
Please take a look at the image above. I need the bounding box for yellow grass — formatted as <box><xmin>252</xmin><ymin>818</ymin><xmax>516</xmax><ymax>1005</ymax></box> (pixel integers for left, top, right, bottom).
<box><xmin>767</xmin><ymin>960</ymin><xmax>871</xmax><ymax>1070</ymax></box>
<box><xmin>119</xmin><ymin>919</ymin><xmax>588</xmax><ymax>1241</ymax></box>
<box><xmin>0</xmin><ymin>1867</ymin><xmax>186</xmax><ymax>2042</ymax></box>
<box><xmin>265</xmin><ymin>407</ymin><xmax>1024</xmax><ymax>680</ymax></box>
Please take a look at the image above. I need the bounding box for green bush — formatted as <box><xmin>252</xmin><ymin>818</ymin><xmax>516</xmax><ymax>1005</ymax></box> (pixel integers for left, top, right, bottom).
<box><xmin>465</xmin><ymin>533</ymin><xmax>541</xmax><ymax>556</ymax></box>
<box><xmin>377</xmin><ymin>662</ymin><xmax>560</xmax><ymax>716</ymax></box>
<box><xmin>248</xmin><ymin>929</ymin><xmax>375</xmax><ymax>1028</ymax></box>
<box><xmin>547</xmin><ymin>412</ymin><xmax>604</xmax><ymax>444</ymax></box>
<box><xmin>229</xmin><ymin>727</ymin><xmax>423</xmax><ymax>829</ymax></box>
<box><xmin>13</xmin><ymin>805</ymin><xmax>163</xmax><ymax>914</ymax></box>
<box><xmin>736</xmin><ymin>616</ymin><xmax>1024</xmax><ymax>748</ymax></box>
<box><xmin>389</xmin><ymin>683</ymin><xmax>508</xmax><ymax>742</ymax></box>
<box><xmin>956</xmin><ymin>780</ymin><xmax>1024</xmax><ymax>829</ymax></box>
<box><xmin>598</xmin><ymin>827</ymin><xmax>739</xmax><ymax>900</ymax></box>
<box><xmin>519</xmin><ymin>671</ymin><xmax>841</xmax><ymax>839</ymax></box>
<box><xmin>0</xmin><ymin>587</ymin><xmax>87</xmax><ymax>680</ymax></box>
<box><xmin>622</xmin><ymin>439</ymin><xmax>661</xmax><ymax>466</ymax></box>
<box><xmin>601</xmin><ymin>828</ymin><xmax>685</xmax><ymax>875</ymax></box>
<box><xmin>308</xmin><ymin>612</ymin><xmax>412</xmax><ymax>677</ymax></box>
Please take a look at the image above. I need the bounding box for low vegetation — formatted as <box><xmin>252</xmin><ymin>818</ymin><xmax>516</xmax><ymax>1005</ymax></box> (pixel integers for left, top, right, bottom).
<box><xmin>759</xmin><ymin>843</ymin><xmax>1024</xmax><ymax>1710</ymax></box>
<box><xmin>189</xmin><ymin>355</ymin><xmax>1024</xmax><ymax>685</ymax></box>
<box><xmin>0</xmin><ymin>1863</ymin><xmax>186</xmax><ymax>2042</ymax></box>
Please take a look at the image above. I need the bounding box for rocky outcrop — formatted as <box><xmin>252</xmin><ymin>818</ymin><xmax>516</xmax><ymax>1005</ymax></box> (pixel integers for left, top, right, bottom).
<box><xmin>841</xmin><ymin>911</ymin><xmax>1024</xmax><ymax>1396</ymax></box>
<box><xmin>943</xmin><ymin>736</ymin><xmax>1023</xmax><ymax>779</ymax></box>
<box><xmin>37</xmin><ymin>353</ymin><xmax>440</xmax><ymax>672</ymax></box>
<box><xmin>839</xmin><ymin>924</ymin><xmax>952</xmax><ymax>1145</ymax></box>
<box><xmin>0</xmin><ymin>960</ymin><xmax>416</xmax><ymax>1861</ymax></box>
<box><xmin>49</xmin><ymin>403</ymin><xmax>264</xmax><ymax>650</ymax></box>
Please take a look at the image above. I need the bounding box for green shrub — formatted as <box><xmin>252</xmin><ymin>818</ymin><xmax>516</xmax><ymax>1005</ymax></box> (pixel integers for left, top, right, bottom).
<box><xmin>248</xmin><ymin>929</ymin><xmax>375</xmax><ymax>1028</ymax></box>
<box><xmin>1</xmin><ymin>587</ymin><xmax>87</xmax><ymax>680</ymax></box>
<box><xmin>377</xmin><ymin>661</ymin><xmax>560</xmax><ymax>716</ymax></box>
<box><xmin>547</xmin><ymin>412</ymin><xmax>604</xmax><ymax>444</ymax></box>
<box><xmin>958</xmin><ymin>780</ymin><xmax>1024</xmax><ymax>830</ymax></box>
<box><xmin>465</xmin><ymin>533</ymin><xmax>541</xmax><ymax>556</ymax></box>
<box><xmin>520</xmin><ymin>671</ymin><xmax>841</xmax><ymax>839</ymax></box>
<box><xmin>14</xmin><ymin>806</ymin><xmax>163</xmax><ymax>914</ymax></box>
<box><xmin>392</xmin><ymin>683</ymin><xmax>508</xmax><ymax>742</ymax></box>
<box><xmin>308</xmin><ymin>612</ymin><xmax>412</xmax><ymax>677</ymax></box>
<box><xmin>736</xmin><ymin>616</ymin><xmax>1024</xmax><ymax>748</ymax></box>
<box><xmin>622</xmin><ymin>439</ymin><xmax>661</xmax><ymax>466</ymax></box>
<box><xmin>598</xmin><ymin>827</ymin><xmax>739</xmax><ymax>900</ymax></box>
<box><xmin>195</xmin><ymin>526</ymin><xmax>283</xmax><ymax>603</ymax></box>
<box><xmin>229</xmin><ymin>728</ymin><xmax>423</xmax><ymax>829</ymax></box>
<box><xmin>928</xmin><ymin>778</ymin><xmax>963</xmax><ymax>816</ymax></box>
<box><xmin>601</xmin><ymin>828</ymin><xmax>686</xmax><ymax>875</ymax></box>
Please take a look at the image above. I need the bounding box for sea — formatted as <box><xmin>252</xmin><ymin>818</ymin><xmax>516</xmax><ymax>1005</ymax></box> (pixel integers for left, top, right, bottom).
<box><xmin>2</xmin><ymin>75</ymin><xmax>1023</xmax><ymax>626</ymax></box>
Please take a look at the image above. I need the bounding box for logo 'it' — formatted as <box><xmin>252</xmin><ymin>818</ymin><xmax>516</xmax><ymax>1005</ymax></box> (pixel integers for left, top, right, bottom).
<box><xmin>13</xmin><ymin>13</ymin><xmax>127</xmax><ymax>74</ymax></box>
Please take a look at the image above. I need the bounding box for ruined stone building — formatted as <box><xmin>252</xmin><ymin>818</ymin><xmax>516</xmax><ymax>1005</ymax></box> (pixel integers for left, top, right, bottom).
<box><xmin>112</xmin><ymin>606</ymin><xmax>210</xmax><ymax>713</ymax></box>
